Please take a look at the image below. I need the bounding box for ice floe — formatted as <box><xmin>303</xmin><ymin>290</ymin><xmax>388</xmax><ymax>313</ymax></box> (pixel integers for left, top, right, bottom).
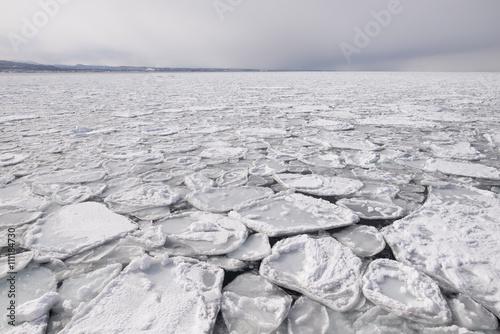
<box><xmin>221</xmin><ymin>273</ymin><xmax>292</xmax><ymax>334</ymax></box>
<box><xmin>60</xmin><ymin>255</ymin><xmax>224</xmax><ymax>334</ymax></box>
<box><xmin>155</xmin><ymin>211</ymin><xmax>248</xmax><ymax>256</ymax></box>
<box><xmin>187</xmin><ymin>186</ymin><xmax>274</xmax><ymax>213</ymax></box>
<box><xmin>230</xmin><ymin>191</ymin><xmax>359</xmax><ymax>237</ymax></box>
<box><xmin>23</xmin><ymin>202</ymin><xmax>137</xmax><ymax>261</ymax></box>
<box><xmin>332</xmin><ymin>225</ymin><xmax>386</xmax><ymax>257</ymax></box>
<box><xmin>273</xmin><ymin>173</ymin><xmax>363</xmax><ymax>197</ymax></box>
<box><xmin>0</xmin><ymin>153</ymin><xmax>28</xmax><ymax>167</ymax></box>
<box><xmin>449</xmin><ymin>294</ymin><xmax>499</xmax><ymax>331</ymax></box>
<box><xmin>428</xmin><ymin>141</ymin><xmax>484</xmax><ymax>161</ymax></box>
<box><xmin>383</xmin><ymin>185</ymin><xmax>500</xmax><ymax>319</ymax></box>
<box><xmin>260</xmin><ymin>234</ymin><xmax>364</xmax><ymax>311</ymax></box>
<box><xmin>226</xmin><ymin>233</ymin><xmax>271</xmax><ymax>261</ymax></box>
<box><xmin>336</xmin><ymin>198</ymin><xmax>406</xmax><ymax>220</ymax></box>
<box><xmin>200</xmin><ymin>147</ymin><xmax>248</xmax><ymax>160</ymax></box>
<box><xmin>362</xmin><ymin>259</ymin><xmax>452</xmax><ymax>325</ymax></box>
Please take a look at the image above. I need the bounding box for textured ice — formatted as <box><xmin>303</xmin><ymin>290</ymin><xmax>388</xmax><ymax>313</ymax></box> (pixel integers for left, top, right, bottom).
<box><xmin>0</xmin><ymin>251</ymin><xmax>33</xmax><ymax>278</ymax></box>
<box><xmin>449</xmin><ymin>294</ymin><xmax>499</xmax><ymax>331</ymax></box>
<box><xmin>206</xmin><ymin>256</ymin><xmax>247</xmax><ymax>271</ymax></box>
<box><xmin>104</xmin><ymin>183</ymin><xmax>180</xmax><ymax>215</ymax></box>
<box><xmin>60</xmin><ymin>255</ymin><xmax>224</xmax><ymax>334</ymax></box>
<box><xmin>200</xmin><ymin>147</ymin><xmax>248</xmax><ymax>160</ymax></box>
<box><xmin>0</xmin><ymin>209</ymin><xmax>43</xmax><ymax>228</ymax></box>
<box><xmin>336</xmin><ymin>198</ymin><xmax>406</xmax><ymax>220</ymax></box>
<box><xmin>0</xmin><ymin>266</ymin><xmax>56</xmax><ymax>332</ymax></box>
<box><xmin>221</xmin><ymin>273</ymin><xmax>292</xmax><ymax>334</ymax></box>
<box><xmin>260</xmin><ymin>234</ymin><xmax>364</xmax><ymax>311</ymax></box>
<box><xmin>428</xmin><ymin>142</ymin><xmax>483</xmax><ymax>161</ymax></box>
<box><xmin>273</xmin><ymin>173</ymin><xmax>363</xmax><ymax>196</ymax></box>
<box><xmin>184</xmin><ymin>173</ymin><xmax>216</xmax><ymax>190</ymax></box>
<box><xmin>156</xmin><ymin>211</ymin><xmax>248</xmax><ymax>256</ymax></box>
<box><xmin>237</xmin><ymin>127</ymin><xmax>289</xmax><ymax>139</ymax></box>
<box><xmin>226</xmin><ymin>233</ymin><xmax>271</xmax><ymax>261</ymax></box>
<box><xmin>332</xmin><ymin>225</ymin><xmax>386</xmax><ymax>257</ymax></box>
<box><xmin>230</xmin><ymin>191</ymin><xmax>359</xmax><ymax>237</ymax></box>
<box><xmin>23</xmin><ymin>202</ymin><xmax>137</xmax><ymax>261</ymax></box>
<box><xmin>382</xmin><ymin>185</ymin><xmax>500</xmax><ymax>318</ymax></box>
<box><xmin>423</xmin><ymin>159</ymin><xmax>500</xmax><ymax>180</ymax></box>
<box><xmin>298</xmin><ymin>153</ymin><xmax>345</xmax><ymax>168</ymax></box>
<box><xmin>17</xmin><ymin>291</ymin><xmax>59</xmax><ymax>323</ymax></box>
<box><xmin>0</xmin><ymin>153</ymin><xmax>28</xmax><ymax>166</ymax></box>
<box><xmin>187</xmin><ymin>186</ymin><xmax>274</xmax><ymax>213</ymax></box>
<box><xmin>362</xmin><ymin>259</ymin><xmax>451</xmax><ymax>325</ymax></box>
<box><xmin>30</xmin><ymin>169</ymin><xmax>106</xmax><ymax>184</ymax></box>
<box><xmin>217</xmin><ymin>168</ymin><xmax>248</xmax><ymax>187</ymax></box>
<box><xmin>306</xmin><ymin>134</ymin><xmax>382</xmax><ymax>151</ymax></box>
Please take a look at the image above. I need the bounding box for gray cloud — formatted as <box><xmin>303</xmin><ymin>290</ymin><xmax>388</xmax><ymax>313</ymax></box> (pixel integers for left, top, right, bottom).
<box><xmin>1</xmin><ymin>0</ymin><xmax>499</xmax><ymax>70</ymax></box>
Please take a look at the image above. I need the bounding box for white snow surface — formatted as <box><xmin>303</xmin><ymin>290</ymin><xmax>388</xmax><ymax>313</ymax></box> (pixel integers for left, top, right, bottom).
<box><xmin>230</xmin><ymin>191</ymin><xmax>359</xmax><ymax>237</ymax></box>
<box><xmin>382</xmin><ymin>185</ymin><xmax>500</xmax><ymax>319</ymax></box>
<box><xmin>156</xmin><ymin>211</ymin><xmax>248</xmax><ymax>256</ymax></box>
<box><xmin>222</xmin><ymin>273</ymin><xmax>292</xmax><ymax>334</ymax></box>
<box><xmin>362</xmin><ymin>259</ymin><xmax>452</xmax><ymax>325</ymax></box>
<box><xmin>273</xmin><ymin>173</ymin><xmax>364</xmax><ymax>196</ymax></box>
<box><xmin>23</xmin><ymin>202</ymin><xmax>137</xmax><ymax>261</ymax></box>
<box><xmin>260</xmin><ymin>234</ymin><xmax>364</xmax><ymax>312</ymax></box>
<box><xmin>60</xmin><ymin>254</ymin><xmax>224</xmax><ymax>334</ymax></box>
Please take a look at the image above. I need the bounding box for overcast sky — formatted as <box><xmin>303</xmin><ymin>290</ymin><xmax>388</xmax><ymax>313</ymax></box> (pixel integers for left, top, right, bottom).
<box><xmin>1</xmin><ymin>0</ymin><xmax>499</xmax><ymax>71</ymax></box>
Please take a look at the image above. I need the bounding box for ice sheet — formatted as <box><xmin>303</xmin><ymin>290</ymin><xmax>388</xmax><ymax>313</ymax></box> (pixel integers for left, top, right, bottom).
<box><xmin>273</xmin><ymin>173</ymin><xmax>363</xmax><ymax>196</ymax></box>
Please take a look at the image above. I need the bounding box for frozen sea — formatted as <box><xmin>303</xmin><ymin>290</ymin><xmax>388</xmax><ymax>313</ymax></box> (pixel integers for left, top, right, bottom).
<box><xmin>1</xmin><ymin>71</ymin><xmax>500</xmax><ymax>333</ymax></box>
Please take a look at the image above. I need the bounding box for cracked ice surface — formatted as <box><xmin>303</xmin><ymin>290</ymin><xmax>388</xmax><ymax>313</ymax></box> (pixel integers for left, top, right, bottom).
<box><xmin>2</xmin><ymin>72</ymin><xmax>500</xmax><ymax>333</ymax></box>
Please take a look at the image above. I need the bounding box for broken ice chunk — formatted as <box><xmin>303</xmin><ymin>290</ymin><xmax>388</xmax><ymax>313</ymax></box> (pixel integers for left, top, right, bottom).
<box><xmin>362</xmin><ymin>259</ymin><xmax>452</xmax><ymax>325</ymax></box>
<box><xmin>17</xmin><ymin>291</ymin><xmax>59</xmax><ymax>323</ymax></box>
<box><xmin>0</xmin><ymin>251</ymin><xmax>33</xmax><ymax>279</ymax></box>
<box><xmin>428</xmin><ymin>142</ymin><xmax>484</xmax><ymax>161</ymax></box>
<box><xmin>448</xmin><ymin>294</ymin><xmax>499</xmax><ymax>331</ymax></box>
<box><xmin>187</xmin><ymin>186</ymin><xmax>274</xmax><ymax>213</ymax></box>
<box><xmin>156</xmin><ymin>211</ymin><xmax>248</xmax><ymax>256</ymax></box>
<box><xmin>206</xmin><ymin>256</ymin><xmax>247</xmax><ymax>271</ymax></box>
<box><xmin>423</xmin><ymin>158</ymin><xmax>500</xmax><ymax>180</ymax></box>
<box><xmin>382</xmin><ymin>185</ymin><xmax>500</xmax><ymax>319</ymax></box>
<box><xmin>273</xmin><ymin>173</ymin><xmax>363</xmax><ymax>197</ymax></box>
<box><xmin>260</xmin><ymin>234</ymin><xmax>364</xmax><ymax>312</ymax></box>
<box><xmin>237</xmin><ymin>127</ymin><xmax>289</xmax><ymax>139</ymax></box>
<box><xmin>287</xmin><ymin>296</ymin><xmax>329</xmax><ymax>334</ymax></box>
<box><xmin>23</xmin><ymin>202</ymin><xmax>137</xmax><ymax>261</ymax></box>
<box><xmin>104</xmin><ymin>183</ymin><xmax>180</xmax><ymax>215</ymax></box>
<box><xmin>217</xmin><ymin>168</ymin><xmax>248</xmax><ymax>187</ymax></box>
<box><xmin>222</xmin><ymin>273</ymin><xmax>292</xmax><ymax>334</ymax></box>
<box><xmin>230</xmin><ymin>191</ymin><xmax>359</xmax><ymax>237</ymax></box>
<box><xmin>0</xmin><ymin>153</ymin><xmax>28</xmax><ymax>167</ymax></box>
<box><xmin>60</xmin><ymin>255</ymin><xmax>224</xmax><ymax>334</ymax></box>
<box><xmin>0</xmin><ymin>266</ymin><xmax>56</xmax><ymax>332</ymax></box>
<box><xmin>184</xmin><ymin>173</ymin><xmax>216</xmax><ymax>190</ymax></box>
<box><xmin>336</xmin><ymin>198</ymin><xmax>406</xmax><ymax>220</ymax></box>
<box><xmin>298</xmin><ymin>153</ymin><xmax>345</xmax><ymax>169</ymax></box>
<box><xmin>226</xmin><ymin>233</ymin><xmax>271</xmax><ymax>261</ymax></box>
<box><xmin>332</xmin><ymin>225</ymin><xmax>386</xmax><ymax>257</ymax></box>
<box><xmin>0</xmin><ymin>209</ymin><xmax>43</xmax><ymax>228</ymax></box>
<box><xmin>200</xmin><ymin>147</ymin><xmax>248</xmax><ymax>160</ymax></box>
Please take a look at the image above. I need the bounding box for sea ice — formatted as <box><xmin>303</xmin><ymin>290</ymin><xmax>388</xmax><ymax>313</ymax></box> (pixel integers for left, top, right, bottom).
<box><xmin>221</xmin><ymin>273</ymin><xmax>292</xmax><ymax>334</ymax></box>
<box><xmin>362</xmin><ymin>259</ymin><xmax>451</xmax><ymax>325</ymax></box>
<box><xmin>60</xmin><ymin>255</ymin><xmax>224</xmax><ymax>334</ymax></box>
<box><xmin>273</xmin><ymin>173</ymin><xmax>363</xmax><ymax>197</ymax></box>
<box><xmin>0</xmin><ymin>251</ymin><xmax>33</xmax><ymax>278</ymax></box>
<box><xmin>0</xmin><ymin>209</ymin><xmax>43</xmax><ymax>228</ymax></box>
<box><xmin>237</xmin><ymin>127</ymin><xmax>289</xmax><ymax>139</ymax></box>
<box><xmin>226</xmin><ymin>233</ymin><xmax>271</xmax><ymax>261</ymax></box>
<box><xmin>332</xmin><ymin>225</ymin><xmax>386</xmax><ymax>257</ymax></box>
<box><xmin>187</xmin><ymin>186</ymin><xmax>274</xmax><ymax>213</ymax></box>
<box><xmin>217</xmin><ymin>168</ymin><xmax>249</xmax><ymax>187</ymax></box>
<box><xmin>422</xmin><ymin>159</ymin><xmax>500</xmax><ymax>180</ymax></box>
<box><xmin>260</xmin><ymin>234</ymin><xmax>364</xmax><ymax>311</ymax></box>
<box><xmin>23</xmin><ymin>202</ymin><xmax>137</xmax><ymax>261</ymax></box>
<box><xmin>155</xmin><ymin>211</ymin><xmax>248</xmax><ymax>256</ymax></box>
<box><xmin>428</xmin><ymin>142</ymin><xmax>483</xmax><ymax>161</ymax></box>
<box><xmin>104</xmin><ymin>183</ymin><xmax>180</xmax><ymax>216</ymax></box>
<box><xmin>230</xmin><ymin>191</ymin><xmax>359</xmax><ymax>237</ymax></box>
<box><xmin>206</xmin><ymin>256</ymin><xmax>247</xmax><ymax>271</ymax></box>
<box><xmin>382</xmin><ymin>185</ymin><xmax>500</xmax><ymax>319</ymax></box>
<box><xmin>0</xmin><ymin>266</ymin><xmax>56</xmax><ymax>332</ymax></box>
<box><xmin>298</xmin><ymin>153</ymin><xmax>345</xmax><ymax>168</ymax></box>
<box><xmin>448</xmin><ymin>294</ymin><xmax>499</xmax><ymax>331</ymax></box>
<box><xmin>200</xmin><ymin>147</ymin><xmax>248</xmax><ymax>160</ymax></box>
<box><xmin>0</xmin><ymin>153</ymin><xmax>28</xmax><ymax>166</ymax></box>
<box><xmin>17</xmin><ymin>291</ymin><xmax>59</xmax><ymax>323</ymax></box>
<box><xmin>336</xmin><ymin>198</ymin><xmax>406</xmax><ymax>220</ymax></box>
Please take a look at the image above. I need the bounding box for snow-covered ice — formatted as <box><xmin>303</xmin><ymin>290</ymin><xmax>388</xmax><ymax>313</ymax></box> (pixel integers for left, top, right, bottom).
<box><xmin>221</xmin><ymin>273</ymin><xmax>292</xmax><ymax>334</ymax></box>
<box><xmin>332</xmin><ymin>224</ymin><xmax>386</xmax><ymax>257</ymax></box>
<box><xmin>155</xmin><ymin>211</ymin><xmax>248</xmax><ymax>256</ymax></box>
<box><xmin>383</xmin><ymin>185</ymin><xmax>500</xmax><ymax>319</ymax></box>
<box><xmin>226</xmin><ymin>233</ymin><xmax>271</xmax><ymax>261</ymax></box>
<box><xmin>60</xmin><ymin>255</ymin><xmax>224</xmax><ymax>333</ymax></box>
<box><xmin>230</xmin><ymin>191</ymin><xmax>359</xmax><ymax>237</ymax></box>
<box><xmin>273</xmin><ymin>173</ymin><xmax>364</xmax><ymax>196</ymax></box>
<box><xmin>362</xmin><ymin>259</ymin><xmax>452</xmax><ymax>325</ymax></box>
<box><xmin>260</xmin><ymin>234</ymin><xmax>364</xmax><ymax>311</ymax></box>
<box><xmin>23</xmin><ymin>202</ymin><xmax>137</xmax><ymax>261</ymax></box>
<box><xmin>336</xmin><ymin>198</ymin><xmax>406</xmax><ymax>220</ymax></box>
<box><xmin>187</xmin><ymin>186</ymin><xmax>274</xmax><ymax>213</ymax></box>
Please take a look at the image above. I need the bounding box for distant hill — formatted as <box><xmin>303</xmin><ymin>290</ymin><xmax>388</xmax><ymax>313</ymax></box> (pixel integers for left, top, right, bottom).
<box><xmin>0</xmin><ymin>60</ymin><xmax>260</xmax><ymax>73</ymax></box>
